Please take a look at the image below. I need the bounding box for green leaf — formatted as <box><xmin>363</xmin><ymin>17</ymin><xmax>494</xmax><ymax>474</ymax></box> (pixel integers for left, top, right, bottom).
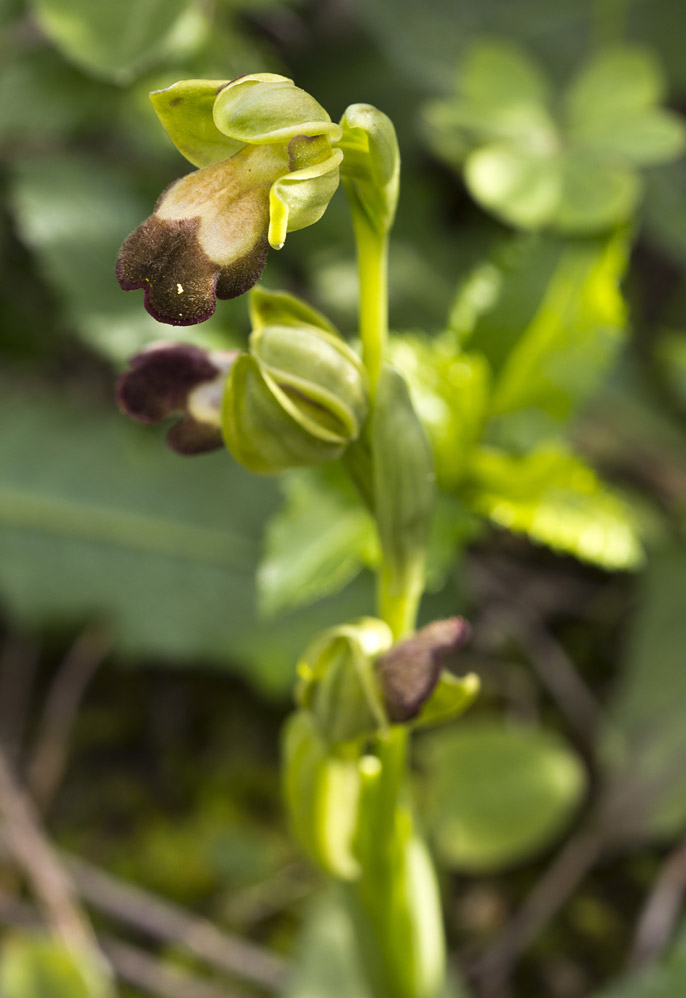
<box><xmin>0</xmin><ymin>386</ymin><xmax>378</xmax><ymax>694</ymax></box>
<box><xmin>555</xmin><ymin>152</ymin><xmax>640</xmax><ymax>231</ymax></box>
<box><xmin>390</xmin><ymin>334</ymin><xmax>491</xmax><ymax>490</ymax></box>
<box><xmin>0</xmin><ymin>935</ymin><xmax>114</xmax><ymax>998</ymax></box>
<box><xmin>571</xmin><ymin>110</ymin><xmax>686</xmax><ymax>166</ymax></box>
<box><xmin>258</xmin><ymin>468</ymin><xmax>377</xmax><ymax>617</ymax></box>
<box><xmin>458</xmin><ymin>40</ymin><xmax>551</xmax><ymax>123</ymax></box>
<box><xmin>421</xmin><ymin>721</ymin><xmax>586</xmax><ymax>872</ymax></box>
<box><xmin>601</xmin><ymin>543</ymin><xmax>686</xmax><ymax>839</ymax></box>
<box><xmin>566</xmin><ymin>46</ymin><xmax>666</xmax><ymax>128</ymax></box>
<box><xmin>30</xmin><ymin>0</ymin><xmax>194</xmax><ymax>83</ymax></box>
<box><xmin>464</xmin><ymin>142</ymin><xmax>560</xmax><ymax>229</ymax></box>
<box><xmin>486</xmin><ymin>232</ymin><xmax>628</xmax><ymax>446</ymax></box>
<box><xmin>468</xmin><ymin>445</ymin><xmax>643</xmax><ymax>570</ymax></box>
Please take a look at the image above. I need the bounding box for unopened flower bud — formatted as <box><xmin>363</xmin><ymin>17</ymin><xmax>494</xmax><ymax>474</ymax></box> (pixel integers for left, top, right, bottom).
<box><xmin>222</xmin><ymin>289</ymin><xmax>368</xmax><ymax>474</ymax></box>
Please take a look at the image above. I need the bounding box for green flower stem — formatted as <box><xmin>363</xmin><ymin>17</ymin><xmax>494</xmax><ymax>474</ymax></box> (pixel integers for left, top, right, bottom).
<box><xmin>379</xmin><ymin>562</ymin><xmax>421</xmax><ymax>641</ymax></box>
<box><xmin>354</xmin><ymin>215</ymin><xmax>389</xmax><ymax>400</ymax></box>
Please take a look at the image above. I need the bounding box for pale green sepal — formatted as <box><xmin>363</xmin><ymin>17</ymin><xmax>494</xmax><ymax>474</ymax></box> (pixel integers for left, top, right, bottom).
<box><xmin>296</xmin><ymin>618</ymin><xmax>393</xmax><ymax>744</ymax></box>
<box><xmin>269</xmin><ymin>148</ymin><xmax>343</xmax><ymax>249</ymax></box>
<box><xmin>150</xmin><ymin>80</ymin><xmax>244</xmax><ymax>168</ymax></box>
<box><xmin>372</xmin><ymin>367</ymin><xmax>434</xmax><ymax>638</ymax></box>
<box><xmin>283</xmin><ymin>711</ymin><xmax>362</xmax><ymax>879</ymax></box>
<box><xmin>222</xmin><ymin>354</ymin><xmax>346</xmax><ymax>474</ymax></box>
<box><xmin>249</xmin><ymin>286</ymin><xmax>337</xmax><ymax>334</ymax></box>
<box><xmin>338</xmin><ymin>103</ymin><xmax>400</xmax><ymax>235</ymax></box>
<box><xmin>251</xmin><ymin>323</ymin><xmax>368</xmax><ymax>440</ymax></box>
<box><xmin>214</xmin><ymin>76</ymin><xmax>342</xmax><ymax>146</ymax></box>
<box><xmin>411</xmin><ymin>671</ymin><xmax>480</xmax><ymax>730</ymax></box>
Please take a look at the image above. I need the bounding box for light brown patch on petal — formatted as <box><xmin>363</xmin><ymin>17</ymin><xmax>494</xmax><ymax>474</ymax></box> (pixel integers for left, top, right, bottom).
<box><xmin>116</xmin><ymin>145</ymin><xmax>289</xmax><ymax>326</ymax></box>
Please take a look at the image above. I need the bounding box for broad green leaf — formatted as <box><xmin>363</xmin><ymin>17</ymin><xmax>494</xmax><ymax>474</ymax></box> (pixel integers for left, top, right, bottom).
<box><xmin>0</xmin><ymin>48</ymin><xmax>114</xmax><ymax>144</ymax></box>
<box><xmin>465</xmin><ymin>143</ymin><xmax>560</xmax><ymax>229</ymax></box>
<box><xmin>566</xmin><ymin>46</ymin><xmax>665</xmax><ymax>127</ymax></box>
<box><xmin>0</xmin><ymin>935</ymin><xmax>114</xmax><ymax>998</ymax></box>
<box><xmin>571</xmin><ymin>110</ymin><xmax>686</xmax><ymax>166</ymax></box>
<box><xmin>450</xmin><ymin>235</ymin><xmax>563</xmax><ymax>370</ymax></box>
<box><xmin>8</xmin><ymin>155</ymin><xmax>227</xmax><ymax>361</ymax></box>
<box><xmin>487</xmin><ymin>232</ymin><xmax>628</xmax><ymax>446</ymax></box>
<box><xmin>30</xmin><ymin>0</ymin><xmax>194</xmax><ymax>83</ymax></box>
<box><xmin>555</xmin><ymin>152</ymin><xmax>640</xmax><ymax>231</ymax></box>
<box><xmin>468</xmin><ymin>446</ymin><xmax>643</xmax><ymax>570</ymax></box>
<box><xmin>258</xmin><ymin>468</ymin><xmax>376</xmax><ymax>617</ymax></box>
<box><xmin>421</xmin><ymin>721</ymin><xmax>586</xmax><ymax>872</ymax></box>
<box><xmin>601</xmin><ymin>543</ymin><xmax>686</xmax><ymax>839</ymax></box>
<box><xmin>458</xmin><ymin>40</ymin><xmax>551</xmax><ymax>121</ymax></box>
<box><xmin>0</xmin><ymin>387</ymin><xmax>377</xmax><ymax>694</ymax></box>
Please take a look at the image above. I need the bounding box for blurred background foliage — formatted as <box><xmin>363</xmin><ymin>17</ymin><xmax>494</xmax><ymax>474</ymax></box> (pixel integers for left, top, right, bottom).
<box><xmin>2</xmin><ymin>0</ymin><xmax>686</xmax><ymax>996</ymax></box>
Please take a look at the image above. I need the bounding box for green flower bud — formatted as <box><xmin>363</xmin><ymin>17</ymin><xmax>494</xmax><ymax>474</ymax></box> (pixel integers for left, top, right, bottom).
<box><xmin>222</xmin><ymin>289</ymin><xmax>369</xmax><ymax>474</ymax></box>
<box><xmin>117</xmin><ymin>75</ymin><xmax>342</xmax><ymax>326</ymax></box>
<box><xmin>338</xmin><ymin>103</ymin><xmax>400</xmax><ymax>236</ymax></box>
<box><xmin>296</xmin><ymin>617</ymin><xmax>393</xmax><ymax>745</ymax></box>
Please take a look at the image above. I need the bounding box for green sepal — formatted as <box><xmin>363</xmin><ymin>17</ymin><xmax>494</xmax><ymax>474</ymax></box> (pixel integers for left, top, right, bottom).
<box><xmin>150</xmin><ymin>79</ymin><xmax>243</xmax><ymax>168</ymax></box>
<box><xmin>249</xmin><ymin>286</ymin><xmax>337</xmax><ymax>334</ymax></box>
<box><xmin>213</xmin><ymin>74</ymin><xmax>342</xmax><ymax>146</ymax></box>
<box><xmin>297</xmin><ymin>618</ymin><xmax>393</xmax><ymax>745</ymax></box>
<box><xmin>338</xmin><ymin>103</ymin><xmax>400</xmax><ymax>235</ymax></box>
<box><xmin>251</xmin><ymin>323</ymin><xmax>368</xmax><ymax>441</ymax></box>
<box><xmin>282</xmin><ymin>710</ymin><xmax>362</xmax><ymax>880</ymax></box>
<box><xmin>411</xmin><ymin>671</ymin><xmax>480</xmax><ymax>730</ymax></box>
<box><xmin>222</xmin><ymin>354</ymin><xmax>346</xmax><ymax>474</ymax></box>
<box><xmin>372</xmin><ymin>366</ymin><xmax>434</xmax><ymax>637</ymax></box>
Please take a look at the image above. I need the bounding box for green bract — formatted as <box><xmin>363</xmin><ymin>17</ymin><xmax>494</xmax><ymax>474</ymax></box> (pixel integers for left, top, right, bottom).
<box><xmin>221</xmin><ymin>288</ymin><xmax>369</xmax><ymax>474</ymax></box>
<box><xmin>116</xmin><ymin>74</ymin><xmax>343</xmax><ymax>325</ymax></box>
<box><xmin>424</xmin><ymin>42</ymin><xmax>686</xmax><ymax>232</ymax></box>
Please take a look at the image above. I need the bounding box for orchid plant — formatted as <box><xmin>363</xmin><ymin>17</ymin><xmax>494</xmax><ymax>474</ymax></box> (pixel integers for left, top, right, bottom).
<box><xmin>115</xmin><ymin>72</ymin><xmax>478</xmax><ymax>998</ymax></box>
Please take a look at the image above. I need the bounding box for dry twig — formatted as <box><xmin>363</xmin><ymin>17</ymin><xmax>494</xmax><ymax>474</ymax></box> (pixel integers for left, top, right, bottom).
<box><xmin>28</xmin><ymin>623</ymin><xmax>111</xmax><ymax>812</ymax></box>
<box><xmin>65</xmin><ymin>853</ymin><xmax>290</xmax><ymax>993</ymax></box>
<box><xmin>0</xmin><ymin>743</ymin><xmax>101</xmax><ymax>958</ymax></box>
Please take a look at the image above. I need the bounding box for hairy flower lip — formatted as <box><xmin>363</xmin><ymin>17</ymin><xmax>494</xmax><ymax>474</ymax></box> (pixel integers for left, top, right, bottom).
<box><xmin>376</xmin><ymin>617</ymin><xmax>472</xmax><ymax>722</ymax></box>
<box><xmin>116</xmin><ymin>343</ymin><xmax>237</xmax><ymax>455</ymax></box>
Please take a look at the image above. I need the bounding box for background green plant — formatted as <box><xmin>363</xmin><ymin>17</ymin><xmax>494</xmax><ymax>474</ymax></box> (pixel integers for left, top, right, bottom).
<box><xmin>2</xmin><ymin>0</ymin><xmax>686</xmax><ymax>996</ymax></box>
